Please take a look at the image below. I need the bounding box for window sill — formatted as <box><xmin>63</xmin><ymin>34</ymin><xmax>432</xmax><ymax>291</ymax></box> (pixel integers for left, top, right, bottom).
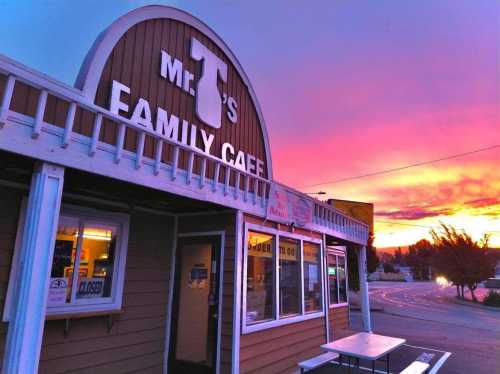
<box><xmin>329</xmin><ymin>302</ymin><xmax>349</xmax><ymax>309</ymax></box>
<box><xmin>46</xmin><ymin>308</ymin><xmax>123</xmax><ymax>321</ymax></box>
<box><xmin>243</xmin><ymin>311</ymin><xmax>324</xmax><ymax>334</ymax></box>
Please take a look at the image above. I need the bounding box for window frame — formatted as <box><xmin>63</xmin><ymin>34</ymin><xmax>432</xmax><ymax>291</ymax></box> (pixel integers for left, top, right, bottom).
<box><xmin>242</xmin><ymin>223</ymin><xmax>324</xmax><ymax>334</ymax></box>
<box><xmin>327</xmin><ymin>246</ymin><xmax>349</xmax><ymax>309</ymax></box>
<box><xmin>3</xmin><ymin>202</ymin><xmax>130</xmax><ymax>320</ymax></box>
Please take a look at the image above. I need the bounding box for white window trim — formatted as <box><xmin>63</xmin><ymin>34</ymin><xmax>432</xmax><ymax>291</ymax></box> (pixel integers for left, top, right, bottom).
<box><xmin>242</xmin><ymin>223</ymin><xmax>325</xmax><ymax>334</ymax></box>
<box><xmin>327</xmin><ymin>246</ymin><xmax>349</xmax><ymax>308</ymax></box>
<box><xmin>329</xmin><ymin>302</ymin><xmax>349</xmax><ymax>309</ymax></box>
<box><xmin>3</xmin><ymin>202</ymin><xmax>130</xmax><ymax>321</ymax></box>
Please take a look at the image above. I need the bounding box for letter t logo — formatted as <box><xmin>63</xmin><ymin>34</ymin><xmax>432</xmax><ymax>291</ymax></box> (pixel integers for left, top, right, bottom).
<box><xmin>191</xmin><ymin>37</ymin><xmax>228</xmax><ymax>129</ymax></box>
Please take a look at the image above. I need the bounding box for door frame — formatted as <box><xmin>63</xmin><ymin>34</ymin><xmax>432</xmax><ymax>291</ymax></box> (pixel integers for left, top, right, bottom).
<box><xmin>165</xmin><ymin>229</ymin><xmax>225</xmax><ymax>374</ymax></box>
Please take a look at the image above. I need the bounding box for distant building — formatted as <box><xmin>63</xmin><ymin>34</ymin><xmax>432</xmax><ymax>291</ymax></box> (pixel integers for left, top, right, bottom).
<box><xmin>327</xmin><ymin>199</ymin><xmax>374</xmax><ymax>233</ymax></box>
<box><xmin>395</xmin><ymin>265</ymin><xmax>414</xmax><ymax>282</ymax></box>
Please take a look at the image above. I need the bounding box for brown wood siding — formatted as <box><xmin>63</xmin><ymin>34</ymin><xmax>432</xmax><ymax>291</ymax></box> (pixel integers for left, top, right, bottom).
<box><xmin>38</xmin><ymin>210</ymin><xmax>175</xmax><ymax>374</ymax></box>
<box><xmin>91</xmin><ymin>18</ymin><xmax>268</xmax><ymax>179</ymax></box>
<box><xmin>328</xmin><ymin>306</ymin><xmax>349</xmax><ymax>341</ymax></box>
<box><xmin>240</xmin><ymin>317</ymin><xmax>326</xmax><ymax>374</ymax></box>
<box><xmin>177</xmin><ymin>212</ymin><xmax>236</xmax><ymax>374</ymax></box>
<box><xmin>0</xmin><ymin>186</ymin><xmax>25</xmax><ymax>370</ymax></box>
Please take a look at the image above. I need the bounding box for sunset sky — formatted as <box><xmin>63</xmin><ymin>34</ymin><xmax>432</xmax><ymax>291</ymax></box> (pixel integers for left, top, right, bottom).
<box><xmin>0</xmin><ymin>1</ymin><xmax>499</xmax><ymax>249</ymax></box>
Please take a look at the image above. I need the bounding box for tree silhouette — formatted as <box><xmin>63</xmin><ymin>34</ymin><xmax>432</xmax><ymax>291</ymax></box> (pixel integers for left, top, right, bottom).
<box><xmin>406</xmin><ymin>239</ymin><xmax>434</xmax><ymax>280</ymax></box>
<box><xmin>394</xmin><ymin>247</ymin><xmax>404</xmax><ymax>265</ymax></box>
<box><xmin>431</xmin><ymin>224</ymin><xmax>496</xmax><ymax>301</ymax></box>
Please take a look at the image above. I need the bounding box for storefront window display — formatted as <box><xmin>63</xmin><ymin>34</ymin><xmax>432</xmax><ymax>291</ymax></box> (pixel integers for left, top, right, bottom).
<box><xmin>303</xmin><ymin>242</ymin><xmax>322</xmax><ymax>313</ymax></box>
<box><xmin>244</xmin><ymin>226</ymin><xmax>324</xmax><ymax>332</ymax></box>
<box><xmin>246</xmin><ymin>231</ymin><xmax>275</xmax><ymax>324</ymax></box>
<box><xmin>5</xmin><ymin>204</ymin><xmax>129</xmax><ymax>318</ymax></box>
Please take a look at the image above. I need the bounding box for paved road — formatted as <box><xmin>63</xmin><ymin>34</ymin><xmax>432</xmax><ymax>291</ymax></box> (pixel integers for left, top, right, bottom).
<box><xmin>355</xmin><ymin>281</ymin><xmax>500</xmax><ymax>374</ymax></box>
<box><xmin>367</xmin><ymin>281</ymin><xmax>500</xmax><ymax>333</ymax></box>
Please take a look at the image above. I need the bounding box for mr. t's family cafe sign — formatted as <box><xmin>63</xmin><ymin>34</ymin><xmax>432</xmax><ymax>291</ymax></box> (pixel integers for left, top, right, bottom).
<box><xmin>108</xmin><ymin>36</ymin><xmax>265</xmax><ymax>177</ymax></box>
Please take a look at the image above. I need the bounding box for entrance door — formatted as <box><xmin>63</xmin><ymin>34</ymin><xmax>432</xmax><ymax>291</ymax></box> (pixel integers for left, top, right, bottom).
<box><xmin>169</xmin><ymin>235</ymin><xmax>221</xmax><ymax>374</ymax></box>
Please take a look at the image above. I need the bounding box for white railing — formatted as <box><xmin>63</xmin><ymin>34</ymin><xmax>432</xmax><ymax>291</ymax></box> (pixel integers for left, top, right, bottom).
<box><xmin>313</xmin><ymin>202</ymin><xmax>369</xmax><ymax>243</ymax></box>
<box><xmin>0</xmin><ymin>55</ymin><xmax>271</xmax><ymax>204</ymax></box>
<box><xmin>0</xmin><ymin>54</ymin><xmax>368</xmax><ymax>245</ymax></box>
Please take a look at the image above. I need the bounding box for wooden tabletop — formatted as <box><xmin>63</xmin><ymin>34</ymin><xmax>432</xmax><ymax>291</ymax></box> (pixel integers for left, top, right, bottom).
<box><xmin>321</xmin><ymin>332</ymin><xmax>406</xmax><ymax>360</ymax></box>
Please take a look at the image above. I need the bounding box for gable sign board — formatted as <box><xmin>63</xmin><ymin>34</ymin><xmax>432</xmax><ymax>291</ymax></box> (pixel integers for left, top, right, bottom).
<box><xmin>267</xmin><ymin>183</ymin><xmax>313</xmax><ymax>227</ymax></box>
<box><xmin>75</xmin><ymin>6</ymin><xmax>272</xmax><ymax>179</ymax></box>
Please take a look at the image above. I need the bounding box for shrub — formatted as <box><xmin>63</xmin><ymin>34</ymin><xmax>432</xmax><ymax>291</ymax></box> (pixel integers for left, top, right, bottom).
<box><xmin>483</xmin><ymin>290</ymin><xmax>500</xmax><ymax>307</ymax></box>
<box><xmin>383</xmin><ymin>263</ymin><xmax>397</xmax><ymax>273</ymax></box>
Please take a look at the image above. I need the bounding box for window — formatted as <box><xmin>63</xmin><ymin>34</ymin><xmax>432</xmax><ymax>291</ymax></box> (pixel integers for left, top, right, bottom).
<box><xmin>279</xmin><ymin>237</ymin><xmax>301</xmax><ymax>317</ymax></box>
<box><xmin>246</xmin><ymin>231</ymin><xmax>275</xmax><ymax>324</ymax></box>
<box><xmin>303</xmin><ymin>242</ymin><xmax>322</xmax><ymax>313</ymax></box>
<box><xmin>328</xmin><ymin>254</ymin><xmax>338</xmax><ymax>304</ymax></box>
<box><xmin>327</xmin><ymin>248</ymin><xmax>348</xmax><ymax>306</ymax></box>
<box><xmin>243</xmin><ymin>225</ymin><xmax>324</xmax><ymax>333</ymax></box>
<box><xmin>4</xmin><ymin>203</ymin><xmax>129</xmax><ymax>319</ymax></box>
<box><xmin>337</xmin><ymin>255</ymin><xmax>348</xmax><ymax>303</ymax></box>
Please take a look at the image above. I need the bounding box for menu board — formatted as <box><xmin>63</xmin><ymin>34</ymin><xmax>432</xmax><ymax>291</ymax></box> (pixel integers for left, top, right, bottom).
<box><xmin>51</xmin><ymin>240</ymin><xmax>73</xmax><ymax>277</ymax></box>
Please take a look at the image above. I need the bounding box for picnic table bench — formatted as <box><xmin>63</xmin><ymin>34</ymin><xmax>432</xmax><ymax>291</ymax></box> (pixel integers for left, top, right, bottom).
<box><xmin>399</xmin><ymin>352</ymin><xmax>434</xmax><ymax>374</ymax></box>
<box><xmin>298</xmin><ymin>352</ymin><xmax>339</xmax><ymax>373</ymax></box>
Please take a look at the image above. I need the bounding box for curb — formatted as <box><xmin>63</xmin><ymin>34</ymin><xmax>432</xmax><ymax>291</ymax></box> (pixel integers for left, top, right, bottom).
<box><xmin>349</xmin><ymin>305</ymin><xmax>384</xmax><ymax>312</ymax></box>
<box><xmin>448</xmin><ymin>296</ymin><xmax>500</xmax><ymax>312</ymax></box>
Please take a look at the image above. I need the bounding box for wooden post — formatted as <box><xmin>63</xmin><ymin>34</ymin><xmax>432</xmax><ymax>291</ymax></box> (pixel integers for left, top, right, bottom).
<box><xmin>357</xmin><ymin>245</ymin><xmax>372</xmax><ymax>333</ymax></box>
<box><xmin>2</xmin><ymin>162</ymin><xmax>64</xmax><ymax>374</ymax></box>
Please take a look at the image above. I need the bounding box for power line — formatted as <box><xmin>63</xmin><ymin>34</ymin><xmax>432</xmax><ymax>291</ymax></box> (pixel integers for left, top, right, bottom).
<box><xmin>375</xmin><ymin>219</ymin><xmax>500</xmax><ymax>235</ymax></box>
<box><xmin>302</xmin><ymin>144</ymin><xmax>500</xmax><ymax>188</ymax></box>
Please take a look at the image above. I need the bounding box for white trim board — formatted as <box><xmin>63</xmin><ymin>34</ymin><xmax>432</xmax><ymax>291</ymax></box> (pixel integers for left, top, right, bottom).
<box><xmin>242</xmin><ymin>222</ymin><xmax>325</xmax><ymax>334</ymax></box>
<box><xmin>163</xmin><ymin>216</ymin><xmax>178</xmax><ymax>374</ymax></box>
<box><xmin>232</xmin><ymin>211</ymin><xmax>243</xmax><ymax>374</ymax></box>
<box><xmin>164</xmin><ymin>230</ymin><xmax>225</xmax><ymax>374</ymax></box>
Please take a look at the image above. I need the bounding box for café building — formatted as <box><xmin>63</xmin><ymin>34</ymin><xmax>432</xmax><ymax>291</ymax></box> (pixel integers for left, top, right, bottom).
<box><xmin>0</xmin><ymin>6</ymin><xmax>371</xmax><ymax>374</ymax></box>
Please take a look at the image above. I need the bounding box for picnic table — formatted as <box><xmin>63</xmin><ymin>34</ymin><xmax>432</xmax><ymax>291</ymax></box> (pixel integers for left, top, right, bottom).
<box><xmin>321</xmin><ymin>332</ymin><xmax>406</xmax><ymax>373</ymax></box>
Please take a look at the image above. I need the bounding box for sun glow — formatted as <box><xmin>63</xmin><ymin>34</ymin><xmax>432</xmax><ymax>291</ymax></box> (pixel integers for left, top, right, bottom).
<box><xmin>321</xmin><ymin>161</ymin><xmax>500</xmax><ymax>249</ymax></box>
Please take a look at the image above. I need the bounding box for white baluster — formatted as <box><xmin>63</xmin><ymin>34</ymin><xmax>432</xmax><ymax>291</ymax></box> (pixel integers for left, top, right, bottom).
<box><xmin>0</xmin><ymin>75</ymin><xmax>16</xmax><ymax>128</ymax></box>
<box><xmin>135</xmin><ymin>132</ymin><xmax>145</xmax><ymax>169</ymax></box>
<box><xmin>32</xmin><ymin>90</ymin><xmax>48</xmax><ymax>139</ymax></box>
<box><xmin>154</xmin><ymin>139</ymin><xmax>163</xmax><ymax>175</ymax></box>
<box><xmin>224</xmin><ymin>166</ymin><xmax>231</xmax><ymax>196</ymax></box>
<box><xmin>186</xmin><ymin>151</ymin><xmax>194</xmax><ymax>185</ymax></box>
<box><xmin>213</xmin><ymin>162</ymin><xmax>221</xmax><ymax>192</ymax></box>
<box><xmin>244</xmin><ymin>175</ymin><xmax>250</xmax><ymax>202</ymax></box>
<box><xmin>171</xmin><ymin>146</ymin><xmax>179</xmax><ymax>181</ymax></box>
<box><xmin>114</xmin><ymin>123</ymin><xmax>126</xmax><ymax>164</ymax></box>
<box><xmin>253</xmin><ymin>179</ymin><xmax>258</xmax><ymax>205</ymax></box>
<box><xmin>61</xmin><ymin>102</ymin><xmax>76</xmax><ymax>148</ymax></box>
<box><xmin>261</xmin><ymin>182</ymin><xmax>267</xmax><ymax>208</ymax></box>
<box><xmin>89</xmin><ymin>113</ymin><xmax>102</xmax><ymax>157</ymax></box>
<box><xmin>200</xmin><ymin>158</ymin><xmax>207</xmax><ymax>188</ymax></box>
<box><xmin>234</xmin><ymin>172</ymin><xmax>240</xmax><ymax>200</ymax></box>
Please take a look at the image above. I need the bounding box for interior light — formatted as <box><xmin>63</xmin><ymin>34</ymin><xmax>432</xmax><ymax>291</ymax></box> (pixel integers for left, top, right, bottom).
<box><xmin>75</xmin><ymin>229</ymin><xmax>113</xmax><ymax>241</ymax></box>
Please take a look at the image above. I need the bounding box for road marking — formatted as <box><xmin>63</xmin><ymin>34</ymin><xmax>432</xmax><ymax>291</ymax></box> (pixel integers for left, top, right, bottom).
<box><xmin>428</xmin><ymin>352</ymin><xmax>452</xmax><ymax>374</ymax></box>
<box><xmin>403</xmin><ymin>343</ymin><xmax>451</xmax><ymax>373</ymax></box>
